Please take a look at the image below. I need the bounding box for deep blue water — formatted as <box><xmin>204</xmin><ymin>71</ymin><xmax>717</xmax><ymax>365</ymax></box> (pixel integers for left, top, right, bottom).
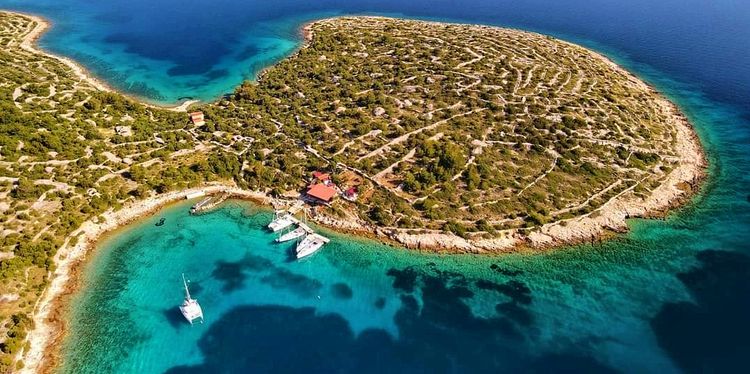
<box><xmin>0</xmin><ymin>0</ymin><xmax>748</xmax><ymax>108</ymax></box>
<box><xmin>1</xmin><ymin>1</ymin><xmax>749</xmax><ymax>373</ymax></box>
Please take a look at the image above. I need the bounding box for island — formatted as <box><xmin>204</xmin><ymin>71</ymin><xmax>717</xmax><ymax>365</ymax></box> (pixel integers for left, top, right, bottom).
<box><xmin>0</xmin><ymin>11</ymin><xmax>704</xmax><ymax>372</ymax></box>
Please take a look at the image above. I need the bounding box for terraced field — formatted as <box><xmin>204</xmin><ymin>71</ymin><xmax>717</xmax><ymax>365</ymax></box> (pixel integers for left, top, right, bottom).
<box><xmin>216</xmin><ymin>17</ymin><xmax>700</xmax><ymax>243</ymax></box>
<box><xmin>0</xmin><ymin>13</ymin><xmax>221</xmax><ymax>368</ymax></box>
<box><xmin>0</xmin><ymin>13</ymin><xmax>703</xmax><ymax>368</ymax></box>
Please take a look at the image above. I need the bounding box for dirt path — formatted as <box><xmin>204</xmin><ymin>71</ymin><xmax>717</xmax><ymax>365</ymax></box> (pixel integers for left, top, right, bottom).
<box><xmin>357</xmin><ymin>106</ymin><xmax>483</xmax><ymax>161</ymax></box>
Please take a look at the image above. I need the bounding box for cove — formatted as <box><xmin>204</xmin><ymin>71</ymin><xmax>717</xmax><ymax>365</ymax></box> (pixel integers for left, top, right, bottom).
<box><xmin>0</xmin><ymin>0</ymin><xmax>747</xmax><ymax>107</ymax></box>
<box><xmin>0</xmin><ymin>0</ymin><xmax>747</xmax><ymax>372</ymax></box>
<box><xmin>60</xmin><ymin>200</ymin><xmax>686</xmax><ymax>372</ymax></box>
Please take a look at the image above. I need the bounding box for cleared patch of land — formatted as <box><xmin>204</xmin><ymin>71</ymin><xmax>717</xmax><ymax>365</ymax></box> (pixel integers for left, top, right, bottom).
<box><xmin>0</xmin><ymin>13</ymin><xmax>704</xmax><ymax>371</ymax></box>
<box><xmin>215</xmin><ymin>17</ymin><xmax>704</xmax><ymax>249</ymax></box>
<box><xmin>0</xmin><ymin>12</ymin><xmax>239</xmax><ymax>371</ymax></box>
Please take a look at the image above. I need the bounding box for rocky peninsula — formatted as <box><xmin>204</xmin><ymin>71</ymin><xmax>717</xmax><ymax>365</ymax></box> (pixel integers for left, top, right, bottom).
<box><xmin>0</xmin><ymin>11</ymin><xmax>704</xmax><ymax>372</ymax></box>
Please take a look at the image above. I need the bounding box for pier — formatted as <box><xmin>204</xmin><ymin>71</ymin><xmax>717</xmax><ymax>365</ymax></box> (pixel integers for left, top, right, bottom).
<box><xmin>189</xmin><ymin>193</ymin><xmax>229</xmax><ymax>215</ymax></box>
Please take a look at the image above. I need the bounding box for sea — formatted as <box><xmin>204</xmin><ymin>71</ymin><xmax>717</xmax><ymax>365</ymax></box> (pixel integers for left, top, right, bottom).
<box><xmin>0</xmin><ymin>0</ymin><xmax>748</xmax><ymax>372</ymax></box>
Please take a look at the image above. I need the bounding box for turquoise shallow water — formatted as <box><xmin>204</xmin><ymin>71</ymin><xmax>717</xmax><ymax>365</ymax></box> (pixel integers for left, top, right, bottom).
<box><xmin>0</xmin><ymin>0</ymin><xmax>747</xmax><ymax>107</ymax></box>
<box><xmin>60</xmin><ymin>63</ymin><xmax>750</xmax><ymax>371</ymax></box>
<box><xmin>62</xmin><ymin>200</ymin><xmax>684</xmax><ymax>373</ymax></box>
<box><xmin>0</xmin><ymin>0</ymin><xmax>747</xmax><ymax>372</ymax></box>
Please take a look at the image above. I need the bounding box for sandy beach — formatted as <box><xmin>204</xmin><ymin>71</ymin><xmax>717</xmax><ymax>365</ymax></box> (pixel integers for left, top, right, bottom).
<box><xmin>15</xmin><ymin>12</ymin><xmax>199</xmax><ymax>112</ymax></box>
<box><xmin>11</xmin><ymin>13</ymin><xmax>707</xmax><ymax>372</ymax></box>
<box><xmin>18</xmin><ymin>183</ymin><xmax>270</xmax><ymax>373</ymax></box>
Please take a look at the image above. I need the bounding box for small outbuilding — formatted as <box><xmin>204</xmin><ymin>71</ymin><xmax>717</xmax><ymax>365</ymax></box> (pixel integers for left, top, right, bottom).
<box><xmin>343</xmin><ymin>187</ymin><xmax>359</xmax><ymax>202</ymax></box>
<box><xmin>312</xmin><ymin>171</ymin><xmax>331</xmax><ymax>183</ymax></box>
<box><xmin>189</xmin><ymin>111</ymin><xmax>205</xmax><ymax>127</ymax></box>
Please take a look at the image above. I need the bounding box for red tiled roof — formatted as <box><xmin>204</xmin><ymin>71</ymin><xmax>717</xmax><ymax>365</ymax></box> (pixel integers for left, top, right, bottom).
<box><xmin>312</xmin><ymin>171</ymin><xmax>330</xmax><ymax>181</ymax></box>
<box><xmin>189</xmin><ymin>112</ymin><xmax>204</xmax><ymax>123</ymax></box>
<box><xmin>307</xmin><ymin>183</ymin><xmax>336</xmax><ymax>202</ymax></box>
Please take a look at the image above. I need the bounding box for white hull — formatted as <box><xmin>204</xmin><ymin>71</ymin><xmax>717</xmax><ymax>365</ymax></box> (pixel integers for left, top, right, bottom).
<box><xmin>179</xmin><ymin>274</ymin><xmax>203</xmax><ymax>325</ymax></box>
<box><xmin>268</xmin><ymin>214</ymin><xmax>297</xmax><ymax>232</ymax></box>
<box><xmin>276</xmin><ymin>223</ymin><xmax>314</xmax><ymax>242</ymax></box>
<box><xmin>276</xmin><ymin>227</ymin><xmax>306</xmax><ymax>242</ymax></box>
<box><xmin>180</xmin><ymin>298</ymin><xmax>204</xmax><ymax>324</ymax></box>
<box><xmin>296</xmin><ymin>233</ymin><xmax>330</xmax><ymax>259</ymax></box>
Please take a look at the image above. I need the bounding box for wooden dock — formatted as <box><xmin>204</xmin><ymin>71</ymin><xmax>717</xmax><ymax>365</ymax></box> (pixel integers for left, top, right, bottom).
<box><xmin>189</xmin><ymin>193</ymin><xmax>229</xmax><ymax>215</ymax></box>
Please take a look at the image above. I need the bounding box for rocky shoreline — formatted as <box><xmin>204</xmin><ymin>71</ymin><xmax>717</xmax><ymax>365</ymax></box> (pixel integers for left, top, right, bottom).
<box><xmin>13</xmin><ymin>13</ymin><xmax>707</xmax><ymax>373</ymax></box>
<box><xmin>287</xmin><ymin>17</ymin><xmax>708</xmax><ymax>254</ymax></box>
<box><xmin>18</xmin><ymin>183</ymin><xmax>271</xmax><ymax>373</ymax></box>
<box><xmin>14</xmin><ymin>12</ymin><xmax>199</xmax><ymax>112</ymax></box>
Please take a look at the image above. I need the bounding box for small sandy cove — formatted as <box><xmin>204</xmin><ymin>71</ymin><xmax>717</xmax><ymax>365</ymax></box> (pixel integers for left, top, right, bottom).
<box><xmin>19</xmin><ymin>13</ymin><xmax>198</xmax><ymax>112</ymax></box>
<box><xmin>14</xmin><ymin>14</ymin><xmax>706</xmax><ymax>372</ymax></box>
<box><xmin>19</xmin><ymin>184</ymin><xmax>268</xmax><ymax>373</ymax></box>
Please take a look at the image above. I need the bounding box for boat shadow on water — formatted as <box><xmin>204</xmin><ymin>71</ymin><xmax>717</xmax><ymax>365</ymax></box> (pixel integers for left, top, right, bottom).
<box><xmin>163</xmin><ymin>281</ymin><xmax>205</xmax><ymax>329</ymax></box>
<box><xmin>283</xmin><ymin>243</ymin><xmax>299</xmax><ymax>263</ymax></box>
<box><xmin>163</xmin><ymin>308</ymin><xmax>191</xmax><ymax>330</ymax></box>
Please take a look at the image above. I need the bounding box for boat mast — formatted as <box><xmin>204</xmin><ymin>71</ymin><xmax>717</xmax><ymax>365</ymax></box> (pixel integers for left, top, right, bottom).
<box><xmin>182</xmin><ymin>273</ymin><xmax>192</xmax><ymax>300</ymax></box>
<box><xmin>296</xmin><ymin>233</ymin><xmax>304</xmax><ymax>250</ymax></box>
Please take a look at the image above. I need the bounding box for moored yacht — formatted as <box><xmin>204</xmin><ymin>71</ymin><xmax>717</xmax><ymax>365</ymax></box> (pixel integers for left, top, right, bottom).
<box><xmin>276</xmin><ymin>222</ymin><xmax>314</xmax><ymax>243</ymax></box>
<box><xmin>268</xmin><ymin>212</ymin><xmax>298</xmax><ymax>232</ymax></box>
<box><xmin>295</xmin><ymin>233</ymin><xmax>330</xmax><ymax>259</ymax></box>
<box><xmin>179</xmin><ymin>273</ymin><xmax>203</xmax><ymax>325</ymax></box>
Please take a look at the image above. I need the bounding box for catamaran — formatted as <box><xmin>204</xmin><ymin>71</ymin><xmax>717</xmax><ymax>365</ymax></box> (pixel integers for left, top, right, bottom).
<box><xmin>295</xmin><ymin>233</ymin><xmax>330</xmax><ymax>259</ymax></box>
<box><xmin>268</xmin><ymin>212</ymin><xmax>297</xmax><ymax>232</ymax></box>
<box><xmin>276</xmin><ymin>222</ymin><xmax>314</xmax><ymax>243</ymax></box>
<box><xmin>179</xmin><ymin>273</ymin><xmax>204</xmax><ymax>325</ymax></box>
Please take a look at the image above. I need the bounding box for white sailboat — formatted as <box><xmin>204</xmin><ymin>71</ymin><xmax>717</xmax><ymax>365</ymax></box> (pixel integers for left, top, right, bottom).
<box><xmin>295</xmin><ymin>233</ymin><xmax>330</xmax><ymax>259</ymax></box>
<box><xmin>179</xmin><ymin>274</ymin><xmax>204</xmax><ymax>325</ymax></box>
<box><xmin>268</xmin><ymin>212</ymin><xmax>297</xmax><ymax>232</ymax></box>
<box><xmin>276</xmin><ymin>210</ymin><xmax>314</xmax><ymax>242</ymax></box>
<box><xmin>276</xmin><ymin>224</ymin><xmax>307</xmax><ymax>242</ymax></box>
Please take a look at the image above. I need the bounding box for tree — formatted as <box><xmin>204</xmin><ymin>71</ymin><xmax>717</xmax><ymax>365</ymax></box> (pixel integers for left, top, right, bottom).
<box><xmin>128</xmin><ymin>165</ymin><xmax>146</xmax><ymax>182</ymax></box>
<box><xmin>402</xmin><ymin>172</ymin><xmax>421</xmax><ymax>193</ymax></box>
<box><xmin>11</xmin><ymin>178</ymin><xmax>46</xmax><ymax>200</ymax></box>
<box><xmin>465</xmin><ymin>165</ymin><xmax>481</xmax><ymax>190</ymax></box>
<box><xmin>208</xmin><ymin>152</ymin><xmax>241</xmax><ymax>179</ymax></box>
